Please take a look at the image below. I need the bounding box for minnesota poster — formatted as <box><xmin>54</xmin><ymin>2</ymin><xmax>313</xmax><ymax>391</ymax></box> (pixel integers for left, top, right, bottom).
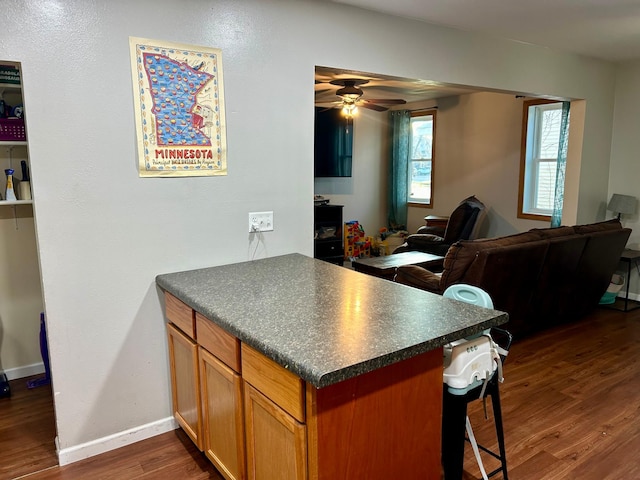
<box><xmin>129</xmin><ymin>37</ymin><xmax>227</xmax><ymax>177</ymax></box>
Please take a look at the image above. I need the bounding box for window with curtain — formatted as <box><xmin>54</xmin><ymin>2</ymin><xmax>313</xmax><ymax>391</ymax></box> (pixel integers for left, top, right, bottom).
<box><xmin>407</xmin><ymin>109</ymin><xmax>436</xmax><ymax>207</ymax></box>
<box><xmin>518</xmin><ymin>100</ymin><xmax>567</xmax><ymax>220</ymax></box>
<box><xmin>387</xmin><ymin>110</ymin><xmax>410</xmax><ymax>229</ymax></box>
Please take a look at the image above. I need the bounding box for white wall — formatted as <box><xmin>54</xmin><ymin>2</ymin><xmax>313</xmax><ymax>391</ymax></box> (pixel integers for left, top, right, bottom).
<box><xmin>610</xmin><ymin>60</ymin><xmax>640</xmax><ymax>297</ymax></box>
<box><xmin>2</xmin><ymin>0</ymin><xmax>620</xmax><ymax>463</ymax></box>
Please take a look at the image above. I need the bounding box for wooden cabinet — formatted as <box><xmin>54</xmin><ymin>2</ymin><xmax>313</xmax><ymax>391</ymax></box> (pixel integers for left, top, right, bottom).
<box><xmin>313</xmin><ymin>204</ymin><xmax>343</xmax><ymax>265</ymax></box>
<box><xmin>200</xmin><ymin>347</ymin><xmax>245</xmax><ymax>480</ymax></box>
<box><xmin>244</xmin><ymin>383</ymin><xmax>307</xmax><ymax>480</ymax></box>
<box><xmin>167</xmin><ymin>322</ymin><xmax>202</xmax><ymax>449</ymax></box>
<box><xmin>242</xmin><ymin>344</ymin><xmax>307</xmax><ymax>480</ymax></box>
<box><xmin>305</xmin><ymin>349</ymin><xmax>443</xmax><ymax>479</ymax></box>
<box><xmin>165</xmin><ymin>293</ymin><xmax>245</xmax><ymax>479</ymax></box>
<box><xmin>164</xmin><ymin>292</ymin><xmax>444</xmax><ymax>480</ymax></box>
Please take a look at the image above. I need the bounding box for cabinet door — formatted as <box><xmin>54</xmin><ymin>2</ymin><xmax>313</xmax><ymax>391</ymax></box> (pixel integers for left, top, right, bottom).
<box><xmin>200</xmin><ymin>347</ymin><xmax>246</xmax><ymax>480</ymax></box>
<box><xmin>244</xmin><ymin>383</ymin><xmax>307</xmax><ymax>480</ymax></box>
<box><xmin>167</xmin><ymin>323</ymin><xmax>202</xmax><ymax>450</ymax></box>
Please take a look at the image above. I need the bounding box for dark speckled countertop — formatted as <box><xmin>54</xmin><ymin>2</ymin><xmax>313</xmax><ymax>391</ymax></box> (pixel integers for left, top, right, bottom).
<box><xmin>156</xmin><ymin>253</ymin><xmax>508</xmax><ymax>388</ymax></box>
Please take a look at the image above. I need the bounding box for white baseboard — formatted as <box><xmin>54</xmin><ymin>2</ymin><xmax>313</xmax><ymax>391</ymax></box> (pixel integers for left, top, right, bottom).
<box><xmin>3</xmin><ymin>362</ymin><xmax>45</xmax><ymax>380</ymax></box>
<box><xmin>57</xmin><ymin>416</ymin><xmax>178</xmax><ymax>466</ymax></box>
<box><xmin>621</xmin><ymin>291</ymin><xmax>640</xmax><ymax>302</ymax></box>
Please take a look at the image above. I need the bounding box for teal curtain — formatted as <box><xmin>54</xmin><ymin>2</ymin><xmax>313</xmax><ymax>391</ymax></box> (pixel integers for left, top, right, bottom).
<box><xmin>551</xmin><ymin>101</ymin><xmax>571</xmax><ymax>227</ymax></box>
<box><xmin>387</xmin><ymin>110</ymin><xmax>411</xmax><ymax>229</ymax></box>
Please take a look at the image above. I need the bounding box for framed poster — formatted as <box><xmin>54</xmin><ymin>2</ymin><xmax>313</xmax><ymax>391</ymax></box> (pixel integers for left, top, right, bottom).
<box><xmin>129</xmin><ymin>37</ymin><xmax>227</xmax><ymax>177</ymax></box>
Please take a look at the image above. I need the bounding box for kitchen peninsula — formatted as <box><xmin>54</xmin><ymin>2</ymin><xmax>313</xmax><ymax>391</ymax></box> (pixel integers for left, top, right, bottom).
<box><xmin>156</xmin><ymin>253</ymin><xmax>508</xmax><ymax>480</ymax></box>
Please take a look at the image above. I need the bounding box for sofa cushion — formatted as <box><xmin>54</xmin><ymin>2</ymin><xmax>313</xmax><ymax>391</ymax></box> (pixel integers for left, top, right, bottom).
<box><xmin>529</xmin><ymin>235</ymin><xmax>589</xmax><ymax>328</ymax></box>
<box><xmin>440</xmin><ymin>231</ymin><xmax>541</xmax><ymax>287</ymax></box>
<box><xmin>573</xmin><ymin>218</ymin><xmax>622</xmax><ymax>234</ymax></box>
<box><xmin>529</xmin><ymin>225</ymin><xmax>576</xmax><ymax>239</ymax></box>
<box><xmin>456</xmin><ymin>240</ymin><xmax>550</xmax><ymax>336</ymax></box>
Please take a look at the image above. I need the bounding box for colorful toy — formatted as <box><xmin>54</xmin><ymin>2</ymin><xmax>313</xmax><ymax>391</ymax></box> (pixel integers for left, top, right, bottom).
<box><xmin>344</xmin><ymin>220</ymin><xmax>372</xmax><ymax>259</ymax></box>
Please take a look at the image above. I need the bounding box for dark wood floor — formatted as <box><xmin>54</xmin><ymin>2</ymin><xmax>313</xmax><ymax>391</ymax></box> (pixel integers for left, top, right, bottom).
<box><xmin>1</xmin><ymin>305</ymin><xmax>639</xmax><ymax>479</ymax></box>
<box><xmin>0</xmin><ymin>375</ymin><xmax>57</xmax><ymax>480</ymax></box>
<box><xmin>463</xmin><ymin>304</ymin><xmax>640</xmax><ymax>479</ymax></box>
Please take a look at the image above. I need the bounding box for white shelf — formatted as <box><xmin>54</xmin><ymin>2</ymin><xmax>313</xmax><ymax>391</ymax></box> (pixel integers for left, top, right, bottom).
<box><xmin>0</xmin><ymin>141</ymin><xmax>27</xmax><ymax>147</ymax></box>
<box><xmin>0</xmin><ymin>82</ymin><xmax>21</xmax><ymax>91</ymax></box>
<box><xmin>0</xmin><ymin>199</ymin><xmax>32</xmax><ymax>206</ymax></box>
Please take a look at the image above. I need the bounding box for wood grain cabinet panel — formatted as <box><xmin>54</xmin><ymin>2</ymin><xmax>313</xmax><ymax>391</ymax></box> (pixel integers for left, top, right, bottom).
<box><xmin>244</xmin><ymin>383</ymin><xmax>307</xmax><ymax>480</ymax></box>
<box><xmin>165</xmin><ymin>292</ymin><xmax>195</xmax><ymax>337</ymax></box>
<box><xmin>196</xmin><ymin>312</ymin><xmax>241</xmax><ymax>372</ymax></box>
<box><xmin>241</xmin><ymin>344</ymin><xmax>305</xmax><ymax>422</ymax></box>
<box><xmin>200</xmin><ymin>347</ymin><xmax>246</xmax><ymax>480</ymax></box>
<box><xmin>167</xmin><ymin>323</ymin><xmax>202</xmax><ymax>450</ymax></box>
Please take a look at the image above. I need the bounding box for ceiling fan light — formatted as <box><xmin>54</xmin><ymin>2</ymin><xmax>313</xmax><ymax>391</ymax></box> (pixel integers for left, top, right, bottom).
<box><xmin>341</xmin><ymin>102</ymin><xmax>358</xmax><ymax>118</ymax></box>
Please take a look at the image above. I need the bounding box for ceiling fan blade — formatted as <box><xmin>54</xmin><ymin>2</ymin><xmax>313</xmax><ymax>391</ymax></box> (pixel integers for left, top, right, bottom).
<box><xmin>363</xmin><ymin>99</ymin><xmax>407</xmax><ymax>105</ymax></box>
<box><xmin>360</xmin><ymin>102</ymin><xmax>388</xmax><ymax>112</ymax></box>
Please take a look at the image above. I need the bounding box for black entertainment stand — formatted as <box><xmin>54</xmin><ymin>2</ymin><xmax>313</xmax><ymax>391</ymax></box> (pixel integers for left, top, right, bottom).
<box><xmin>314</xmin><ymin>204</ymin><xmax>343</xmax><ymax>265</ymax></box>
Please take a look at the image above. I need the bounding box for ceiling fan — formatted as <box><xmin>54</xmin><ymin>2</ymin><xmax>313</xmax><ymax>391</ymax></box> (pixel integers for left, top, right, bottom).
<box><xmin>316</xmin><ymin>78</ymin><xmax>407</xmax><ymax>115</ymax></box>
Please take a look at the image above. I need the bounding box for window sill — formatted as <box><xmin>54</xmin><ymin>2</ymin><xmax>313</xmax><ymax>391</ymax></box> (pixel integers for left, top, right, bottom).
<box><xmin>518</xmin><ymin>212</ymin><xmax>551</xmax><ymax>222</ymax></box>
<box><xmin>408</xmin><ymin>202</ymin><xmax>432</xmax><ymax>208</ymax></box>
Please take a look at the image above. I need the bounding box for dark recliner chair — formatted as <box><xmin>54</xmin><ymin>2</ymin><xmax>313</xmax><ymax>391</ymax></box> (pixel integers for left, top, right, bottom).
<box><xmin>394</xmin><ymin>195</ymin><xmax>486</xmax><ymax>256</ymax></box>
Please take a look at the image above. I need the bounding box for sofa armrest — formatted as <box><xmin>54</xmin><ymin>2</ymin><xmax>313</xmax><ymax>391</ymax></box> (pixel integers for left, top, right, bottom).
<box><xmin>394</xmin><ymin>265</ymin><xmax>442</xmax><ymax>293</ymax></box>
<box><xmin>406</xmin><ymin>233</ymin><xmax>445</xmax><ymax>248</ymax></box>
<box><xmin>417</xmin><ymin>225</ymin><xmax>446</xmax><ymax>237</ymax></box>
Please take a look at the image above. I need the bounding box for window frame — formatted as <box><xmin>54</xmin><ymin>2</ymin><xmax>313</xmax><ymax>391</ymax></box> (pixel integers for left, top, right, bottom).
<box><xmin>518</xmin><ymin>99</ymin><xmax>563</xmax><ymax>221</ymax></box>
<box><xmin>407</xmin><ymin>108</ymin><xmax>437</xmax><ymax>208</ymax></box>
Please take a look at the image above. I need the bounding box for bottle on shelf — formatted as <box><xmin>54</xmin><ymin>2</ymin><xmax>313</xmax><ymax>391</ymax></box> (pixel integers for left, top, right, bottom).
<box><xmin>19</xmin><ymin>160</ymin><xmax>31</xmax><ymax>200</ymax></box>
<box><xmin>4</xmin><ymin>168</ymin><xmax>16</xmax><ymax>201</ymax></box>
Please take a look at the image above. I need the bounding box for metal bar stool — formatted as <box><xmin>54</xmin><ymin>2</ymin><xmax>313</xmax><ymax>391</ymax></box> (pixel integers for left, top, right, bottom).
<box><xmin>441</xmin><ymin>284</ymin><xmax>512</xmax><ymax>480</ymax></box>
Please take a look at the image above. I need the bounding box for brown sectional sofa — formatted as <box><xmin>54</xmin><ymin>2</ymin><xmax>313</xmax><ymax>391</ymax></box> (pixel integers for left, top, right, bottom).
<box><xmin>394</xmin><ymin>219</ymin><xmax>631</xmax><ymax>339</ymax></box>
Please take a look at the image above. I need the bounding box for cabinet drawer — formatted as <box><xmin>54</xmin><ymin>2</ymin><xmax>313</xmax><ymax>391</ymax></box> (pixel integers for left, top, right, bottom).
<box><xmin>314</xmin><ymin>240</ymin><xmax>342</xmax><ymax>258</ymax></box>
<box><xmin>165</xmin><ymin>292</ymin><xmax>195</xmax><ymax>338</ymax></box>
<box><xmin>196</xmin><ymin>312</ymin><xmax>241</xmax><ymax>373</ymax></box>
<box><xmin>242</xmin><ymin>344</ymin><xmax>305</xmax><ymax>422</ymax></box>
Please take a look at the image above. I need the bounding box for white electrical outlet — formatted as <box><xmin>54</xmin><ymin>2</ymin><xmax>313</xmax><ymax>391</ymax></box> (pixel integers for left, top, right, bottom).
<box><xmin>248</xmin><ymin>211</ymin><xmax>274</xmax><ymax>232</ymax></box>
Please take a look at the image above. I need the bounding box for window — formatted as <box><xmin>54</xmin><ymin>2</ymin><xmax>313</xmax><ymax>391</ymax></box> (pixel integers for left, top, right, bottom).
<box><xmin>518</xmin><ymin>100</ymin><xmax>564</xmax><ymax>219</ymax></box>
<box><xmin>407</xmin><ymin>109</ymin><xmax>436</xmax><ymax>206</ymax></box>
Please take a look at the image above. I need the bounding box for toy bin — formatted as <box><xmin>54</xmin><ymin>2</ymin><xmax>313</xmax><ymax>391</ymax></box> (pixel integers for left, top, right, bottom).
<box><xmin>599</xmin><ymin>273</ymin><xmax>624</xmax><ymax>305</ymax></box>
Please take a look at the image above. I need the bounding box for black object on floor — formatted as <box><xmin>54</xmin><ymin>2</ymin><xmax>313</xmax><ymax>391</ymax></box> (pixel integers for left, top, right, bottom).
<box><xmin>0</xmin><ymin>372</ymin><xmax>10</xmax><ymax>398</ymax></box>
